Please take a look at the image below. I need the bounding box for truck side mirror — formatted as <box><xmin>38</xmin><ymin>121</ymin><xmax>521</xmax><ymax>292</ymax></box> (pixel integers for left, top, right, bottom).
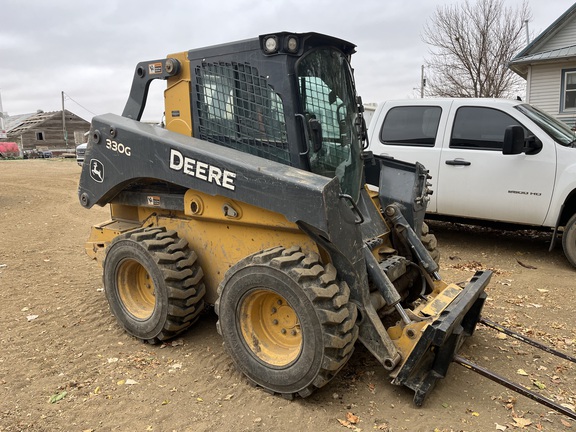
<box><xmin>525</xmin><ymin>135</ymin><xmax>543</xmax><ymax>155</ymax></box>
<box><xmin>503</xmin><ymin>125</ymin><xmax>524</xmax><ymax>155</ymax></box>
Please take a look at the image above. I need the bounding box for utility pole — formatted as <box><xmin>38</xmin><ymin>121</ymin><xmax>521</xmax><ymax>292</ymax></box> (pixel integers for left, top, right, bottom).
<box><xmin>0</xmin><ymin>89</ymin><xmax>7</xmax><ymax>139</ymax></box>
<box><xmin>61</xmin><ymin>91</ymin><xmax>68</xmax><ymax>148</ymax></box>
<box><xmin>420</xmin><ymin>65</ymin><xmax>426</xmax><ymax>98</ymax></box>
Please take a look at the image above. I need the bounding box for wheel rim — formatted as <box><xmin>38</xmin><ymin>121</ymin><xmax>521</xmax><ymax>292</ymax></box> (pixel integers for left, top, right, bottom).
<box><xmin>116</xmin><ymin>258</ymin><xmax>156</xmax><ymax>320</ymax></box>
<box><xmin>239</xmin><ymin>289</ymin><xmax>302</xmax><ymax>366</ymax></box>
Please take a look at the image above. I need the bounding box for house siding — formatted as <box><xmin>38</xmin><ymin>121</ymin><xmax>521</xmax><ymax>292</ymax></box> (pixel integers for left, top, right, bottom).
<box><xmin>528</xmin><ymin>62</ymin><xmax>576</xmax><ymax>127</ymax></box>
<box><xmin>539</xmin><ymin>19</ymin><xmax>576</xmax><ymax>51</ymax></box>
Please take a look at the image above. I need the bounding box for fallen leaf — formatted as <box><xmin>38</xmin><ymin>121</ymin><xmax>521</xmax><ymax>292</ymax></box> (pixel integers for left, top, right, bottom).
<box><xmin>516</xmin><ymin>259</ymin><xmax>537</xmax><ymax>269</ymax></box>
<box><xmin>346</xmin><ymin>412</ymin><xmax>359</xmax><ymax>424</ymax></box>
<box><xmin>471</xmin><ymin>412</ymin><xmax>480</xmax><ymax>417</ymax></box>
<box><xmin>224</xmin><ymin>394</ymin><xmax>234</xmax><ymax>401</ymax></box>
<box><xmin>125</xmin><ymin>379</ymin><xmax>138</xmax><ymax>385</ymax></box>
<box><xmin>162</xmin><ymin>400</ymin><xmax>170</xmax><ymax>405</ymax></box>
<box><xmin>48</xmin><ymin>391</ymin><xmax>67</xmax><ymax>404</ymax></box>
<box><xmin>516</xmin><ymin>369</ymin><xmax>529</xmax><ymax>376</ymax></box>
<box><xmin>26</xmin><ymin>315</ymin><xmax>39</xmax><ymax>322</ymax></box>
<box><xmin>495</xmin><ymin>423</ymin><xmax>507</xmax><ymax>431</ymax></box>
<box><xmin>561</xmin><ymin>419</ymin><xmax>572</xmax><ymax>427</ymax></box>
<box><xmin>512</xmin><ymin>417</ymin><xmax>532</xmax><ymax>428</ymax></box>
<box><xmin>537</xmin><ymin>289</ymin><xmax>549</xmax><ymax>293</ymax></box>
<box><xmin>532</xmin><ymin>380</ymin><xmax>546</xmax><ymax>389</ymax></box>
<box><xmin>337</xmin><ymin>418</ymin><xmax>361</xmax><ymax>431</ymax></box>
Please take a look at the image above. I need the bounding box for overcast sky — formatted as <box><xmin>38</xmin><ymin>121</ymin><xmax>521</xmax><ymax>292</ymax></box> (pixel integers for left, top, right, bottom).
<box><xmin>0</xmin><ymin>0</ymin><xmax>572</xmax><ymax>122</ymax></box>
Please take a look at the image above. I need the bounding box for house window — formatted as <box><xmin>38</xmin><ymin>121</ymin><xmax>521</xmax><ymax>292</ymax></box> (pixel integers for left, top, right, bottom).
<box><xmin>562</xmin><ymin>69</ymin><xmax>576</xmax><ymax>111</ymax></box>
<box><xmin>36</xmin><ymin>132</ymin><xmax>45</xmax><ymax>141</ymax></box>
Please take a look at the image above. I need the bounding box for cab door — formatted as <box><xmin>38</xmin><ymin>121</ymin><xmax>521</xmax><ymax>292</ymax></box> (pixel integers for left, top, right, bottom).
<box><xmin>435</xmin><ymin>105</ymin><xmax>556</xmax><ymax>225</ymax></box>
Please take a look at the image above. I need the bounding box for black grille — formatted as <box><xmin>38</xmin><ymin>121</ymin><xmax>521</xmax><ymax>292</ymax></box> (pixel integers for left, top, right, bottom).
<box><xmin>195</xmin><ymin>62</ymin><xmax>291</xmax><ymax>165</ymax></box>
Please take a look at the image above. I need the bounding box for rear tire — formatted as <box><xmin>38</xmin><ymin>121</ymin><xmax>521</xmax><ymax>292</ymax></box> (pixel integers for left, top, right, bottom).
<box><xmin>215</xmin><ymin>246</ymin><xmax>358</xmax><ymax>399</ymax></box>
<box><xmin>103</xmin><ymin>227</ymin><xmax>205</xmax><ymax>343</ymax></box>
<box><xmin>562</xmin><ymin>213</ymin><xmax>576</xmax><ymax>268</ymax></box>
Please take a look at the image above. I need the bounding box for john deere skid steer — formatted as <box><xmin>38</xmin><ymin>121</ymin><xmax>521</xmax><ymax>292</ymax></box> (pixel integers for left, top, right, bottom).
<box><xmin>78</xmin><ymin>32</ymin><xmax>491</xmax><ymax>405</ymax></box>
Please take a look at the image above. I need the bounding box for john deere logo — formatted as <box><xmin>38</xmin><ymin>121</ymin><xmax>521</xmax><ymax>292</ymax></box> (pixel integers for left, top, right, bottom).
<box><xmin>90</xmin><ymin>159</ymin><xmax>104</xmax><ymax>183</ymax></box>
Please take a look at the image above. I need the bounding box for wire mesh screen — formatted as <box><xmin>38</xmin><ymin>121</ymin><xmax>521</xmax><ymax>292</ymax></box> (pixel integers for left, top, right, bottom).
<box><xmin>194</xmin><ymin>62</ymin><xmax>291</xmax><ymax>165</ymax></box>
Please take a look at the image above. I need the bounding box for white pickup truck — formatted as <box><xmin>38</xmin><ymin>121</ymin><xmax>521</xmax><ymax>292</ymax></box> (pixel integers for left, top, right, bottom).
<box><xmin>366</xmin><ymin>98</ymin><xmax>576</xmax><ymax>267</ymax></box>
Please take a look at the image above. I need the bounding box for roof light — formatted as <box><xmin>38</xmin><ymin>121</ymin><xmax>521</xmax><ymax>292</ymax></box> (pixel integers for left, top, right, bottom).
<box><xmin>286</xmin><ymin>36</ymin><xmax>298</xmax><ymax>53</ymax></box>
<box><xmin>263</xmin><ymin>36</ymin><xmax>279</xmax><ymax>54</ymax></box>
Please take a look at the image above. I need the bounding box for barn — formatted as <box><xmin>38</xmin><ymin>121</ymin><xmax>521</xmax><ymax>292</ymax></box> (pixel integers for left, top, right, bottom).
<box><xmin>2</xmin><ymin>110</ymin><xmax>90</xmax><ymax>156</ymax></box>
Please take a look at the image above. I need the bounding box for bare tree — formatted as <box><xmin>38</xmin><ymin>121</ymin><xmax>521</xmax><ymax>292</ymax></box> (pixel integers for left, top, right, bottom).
<box><xmin>422</xmin><ymin>0</ymin><xmax>531</xmax><ymax>98</ymax></box>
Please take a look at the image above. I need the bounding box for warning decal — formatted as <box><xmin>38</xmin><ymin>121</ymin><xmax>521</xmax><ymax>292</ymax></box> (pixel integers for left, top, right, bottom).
<box><xmin>148</xmin><ymin>62</ymin><xmax>162</xmax><ymax>75</ymax></box>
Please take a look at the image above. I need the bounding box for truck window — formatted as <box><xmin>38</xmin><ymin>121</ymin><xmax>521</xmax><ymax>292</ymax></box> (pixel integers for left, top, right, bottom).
<box><xmin>450</xmin><ymin>107</ymin><xmax>525</xmax><ymax>151</ymax></box>
<box><xmin>379</xmin><ymin>106</ymin><xmax>441</xmax><ymax>147</ymax></box>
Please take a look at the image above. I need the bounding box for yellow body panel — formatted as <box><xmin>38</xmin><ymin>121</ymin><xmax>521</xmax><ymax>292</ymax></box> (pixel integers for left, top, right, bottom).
<box><xmin>86</xmin><ymin>191</ymin><xmax>319</xmax><ymax>305</ymax></box>
<box><xmin>165</xmin><ymin>52</ymin><xmax>193</xmax><ymax>136</ymax></box>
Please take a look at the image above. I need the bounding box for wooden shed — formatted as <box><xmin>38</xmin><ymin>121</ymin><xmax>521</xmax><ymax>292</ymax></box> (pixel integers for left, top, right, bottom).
<box><xmin>4</xmin><ymin>110</ymin><xmax>90</xmax><ymax>155</ymax></box>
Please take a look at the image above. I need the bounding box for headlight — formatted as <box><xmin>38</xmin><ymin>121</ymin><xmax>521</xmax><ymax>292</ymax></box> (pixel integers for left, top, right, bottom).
<box><xmin>263</xmin><ymin>36</ymin><xmax>279</xmax><ymax>54</ymax></box>
<box><xmin>286</xmin><ymin>36</ymin><xmax>298</xmax><ymax>53</ymax></box>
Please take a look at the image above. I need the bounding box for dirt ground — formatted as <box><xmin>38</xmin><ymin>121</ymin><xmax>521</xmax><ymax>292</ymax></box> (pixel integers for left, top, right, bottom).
<box><xmin>0</xmin><ymin>159</ymin><xmax>575</xmax><ymax>432</ymax></box>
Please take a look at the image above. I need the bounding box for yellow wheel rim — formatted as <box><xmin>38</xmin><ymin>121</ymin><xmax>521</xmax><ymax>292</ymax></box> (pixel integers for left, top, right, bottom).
<box><xmin>116</xmin><ymin>259</ymin><xmax>156</xmax><ymax>320</ymax></box>
<box><xmin>239</xmin><ymin>290</ymin><xmax>302</xmax><ymax>366</ymax></box>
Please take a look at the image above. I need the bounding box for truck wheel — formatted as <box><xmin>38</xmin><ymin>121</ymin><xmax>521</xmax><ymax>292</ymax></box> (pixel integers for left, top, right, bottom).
<box><xmin>421</xmin><ymin>222</ymin><xmax>440</xmax><ymax>265</ymax></box>
<box><xmin>103</xmin><ymin>227</ymin><xmax>205</xmax><ymax>343</ymax></box>
<box><xmin>215</xmin><ymin>246</ymin><xmax>358</xmax><ymax>399</ymax></box>
<box><xmin>562</xmin><ymin>214</ymin><xmax>576</xmax><ymax>268</ymax></box>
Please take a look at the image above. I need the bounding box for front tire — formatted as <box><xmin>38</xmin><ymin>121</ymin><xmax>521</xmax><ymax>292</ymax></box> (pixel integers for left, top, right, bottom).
<box><xmin>562</xmin><ymin>213</ymin><xmax>576</xmax><ymax>268</ymax></box>
<box><xmin>421</xmin><ymin>221</ymin><xmax>440</xmax><ymax>265</ymax></box>
<box><xmin>215</xmin><ymin>246</ymin><xmax>358</xmax><ymax>399</ymax></box>
<box><xmin>103</xmin><ymin>227</ymin><xmax>206</xmax><ymax>343</ymax></box>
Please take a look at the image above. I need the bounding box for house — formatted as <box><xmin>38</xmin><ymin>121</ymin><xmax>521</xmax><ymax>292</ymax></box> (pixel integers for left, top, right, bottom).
<box><xmin>509</xmin><ymin>3</ymin><xmax>576</xmax><ymax>127</ymax></box>
<box><xmin>1</xmin><ymin>110</ymin><xmax>90</xmax><ymax>155</ymax></box>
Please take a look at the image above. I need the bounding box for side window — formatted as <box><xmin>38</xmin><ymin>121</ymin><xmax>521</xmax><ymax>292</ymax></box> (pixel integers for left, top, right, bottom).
<box><xmin>561</xmin><ymin>68</ymin><xmax>576</xmax><ymax>112</ymax></box>
<box><xmin>379</xmin><ymin>106</ymin><xmax>441</xmax><ymax>147</ymax></box>
<box><xmin>450</xmin><ymin>107</ymin><xmax>523</xmax><ymax>151</ymax></box>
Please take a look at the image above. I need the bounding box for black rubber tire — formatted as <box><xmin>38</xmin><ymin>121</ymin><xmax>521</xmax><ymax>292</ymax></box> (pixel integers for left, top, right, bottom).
<box><xmin>421</xmin><ymin>221</ymin><xmax>440</xmax><ymax>265</ymax></box>
<box><xmin>215</xmin><ymin>246</ymin><xmax>359</xmax><ymax>399</ymax></box>
<box><xmin>562</xmin><ymin>213</ymin><xmax>576</xmax><ymax>268</ymax></box>
<box><xmin>103</xmin><ymin>227</ymin><xmax>205</xmax><ymax>343</ymax></box>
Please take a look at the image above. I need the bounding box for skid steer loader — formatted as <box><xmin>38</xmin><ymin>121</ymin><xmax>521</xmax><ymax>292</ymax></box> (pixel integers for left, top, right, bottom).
<box><xmin>78</xmin><ymin>32</ymin><xmax>491</xmax><ymax>405</ymax></box>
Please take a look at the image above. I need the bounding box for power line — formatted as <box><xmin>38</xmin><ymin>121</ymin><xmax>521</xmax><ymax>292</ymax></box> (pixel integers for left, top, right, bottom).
<box><xmin>62</xmin><ymin>92</ymin><xmax>97</xmax><ymax>116</ymax></box>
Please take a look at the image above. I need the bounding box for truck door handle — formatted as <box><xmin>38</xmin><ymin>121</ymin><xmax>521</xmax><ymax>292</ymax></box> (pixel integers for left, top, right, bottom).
<box><xmin>445</xmin><ymin>159</ymin><xmax>471</xmax><ymax>166</ymax></box>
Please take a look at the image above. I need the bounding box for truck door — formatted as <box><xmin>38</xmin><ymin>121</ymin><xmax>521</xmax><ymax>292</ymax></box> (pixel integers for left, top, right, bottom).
<box><xmin>436</xmin><ymin>105</ymin><xmax>556</xmax><ymax>225</ymax></box>
<box><xmin>369</xmin><ymin>102</ymin><xmax>452</xmax><ymax>212</ymax></box>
